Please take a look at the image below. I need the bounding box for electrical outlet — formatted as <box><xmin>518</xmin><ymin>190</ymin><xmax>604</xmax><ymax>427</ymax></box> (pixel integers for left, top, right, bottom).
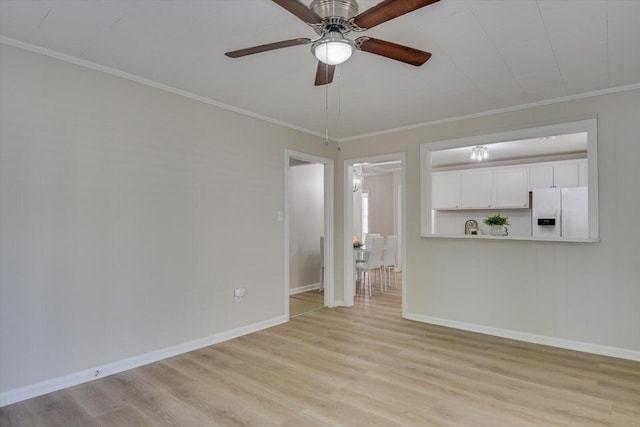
<box><xmin>234</xmin><ymin>288</ymin><xmax>247</xmax><ymax>302</ymax></box>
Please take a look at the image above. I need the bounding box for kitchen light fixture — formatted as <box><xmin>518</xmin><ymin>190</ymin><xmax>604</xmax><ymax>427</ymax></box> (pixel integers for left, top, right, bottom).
<box><xmin>312</xmin><ymin>31</ymin><xmax>355</xmax><ymax>65</ymax></box>
<box><xmin>353</xmin><ymin>165</ymin><xmax>363</xmax><ymax>192</ymax></box>
<box><xmin>470</xmin><ymin>145</ymin><xmax>489</xmax><ymax>161</ymax></box>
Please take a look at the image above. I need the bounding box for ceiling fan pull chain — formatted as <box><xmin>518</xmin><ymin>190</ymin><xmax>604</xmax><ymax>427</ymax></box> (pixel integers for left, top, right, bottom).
<box><xmin>325</xmin><ymin>72</ymin><xmax>330</xmax><ymax>146</ymax></box>
<box><xmin>338</xmin><ymin>72</ymin><xmax>342</xmax><ymax>139</ymax></box>
<box><xmin>337</xmin><ymin>73</ymin><xmax>343</xmax><ymax>151</ymax></box>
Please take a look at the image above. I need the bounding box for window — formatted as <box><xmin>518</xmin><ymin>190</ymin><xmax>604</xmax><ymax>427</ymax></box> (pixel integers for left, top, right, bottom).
<box><xmin>361</xmin><ymin>192</ymin><xmax>369</xmax><ymax>242</ymax></box>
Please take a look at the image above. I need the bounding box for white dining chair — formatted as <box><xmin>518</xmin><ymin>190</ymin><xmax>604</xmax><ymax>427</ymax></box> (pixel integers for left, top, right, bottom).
<box><xmin>355</xmin><ymin>236</ymin><xmax>384</xmax><ymax>296</ymax></box>
<box><xmin>364</xmin><ymin>233</ymin><xmax>380</xmax><ymax>248</ymax></box>
<box><xmin>356</xmin><ymin>233</ymin><xmax>380</xmax><ymax>265</ymax></box>
<box><xmin>382</xmin><ymin>235</ymin><xmax>398</xmax><ymax>291</ymax></box>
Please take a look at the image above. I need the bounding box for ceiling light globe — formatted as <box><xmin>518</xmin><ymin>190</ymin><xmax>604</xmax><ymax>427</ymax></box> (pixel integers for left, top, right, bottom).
<box><xmin>314</xmin><ymin>41</ymin><xmax>353</xmax><ymax>65</ymax></box>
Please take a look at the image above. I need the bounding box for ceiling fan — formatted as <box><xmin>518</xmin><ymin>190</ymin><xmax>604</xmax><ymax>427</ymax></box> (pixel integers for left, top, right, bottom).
<box><xmin>225</xmin><ymin>0</ymin><xmax>439</xmax><ymax>86</ymax></box>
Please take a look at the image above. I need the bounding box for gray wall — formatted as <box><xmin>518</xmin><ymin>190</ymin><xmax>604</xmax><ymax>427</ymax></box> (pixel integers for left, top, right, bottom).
<box><xmin>288</xmin><ymin>163</ymin><xmax>324</xmax><ymax>291</ymax></box>
<box><xmin>362</xmin><ymin>174</ymin><xmax>395</xmax><ymax>238</ymax></box>
<box><xmin>0</xmin><ymin>44</ymin><xmax>334</xmax><ymax>396</ymax></box>
<box><xmin>336</xmin><ymin>88</ymin><xmax>640</xmax><ymax>357</ymax></box>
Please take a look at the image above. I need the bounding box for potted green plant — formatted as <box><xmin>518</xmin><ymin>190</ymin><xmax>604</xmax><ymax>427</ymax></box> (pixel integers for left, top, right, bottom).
<box><xmin>484</xmin><ymin>214</ymin><xmax>510</xmax><ymax>236</ymax></box>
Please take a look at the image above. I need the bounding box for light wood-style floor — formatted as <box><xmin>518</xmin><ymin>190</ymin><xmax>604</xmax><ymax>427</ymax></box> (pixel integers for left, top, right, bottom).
<box><xmin>289</xmin><ymin>289</ymin><xmax>325</xmax><ymax>318</ymax></box>
<box><xmin>2</xmin><ymin>278</ymin><xmax>639</xmax><ymax>426</ymax></box>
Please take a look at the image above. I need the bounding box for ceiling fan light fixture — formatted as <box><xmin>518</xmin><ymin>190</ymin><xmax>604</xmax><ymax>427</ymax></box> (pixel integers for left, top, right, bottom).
<box><xmin>312</xmin><ymin>32</ymin><xmax>354</xmax><ymax>65</ymax></box>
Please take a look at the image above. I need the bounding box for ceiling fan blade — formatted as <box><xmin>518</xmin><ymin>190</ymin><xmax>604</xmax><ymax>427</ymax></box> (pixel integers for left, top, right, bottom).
<box><xmin>272</xmin><ymin>0</ymin><xmax>323</xmax><ymax>25</ymax></box>
<box><xmin>356</xmin><ymin>37</ymin><xmax>431</xmax><ymax>66</ymax></box>
<box><xmin>352</xmin><ymin>0</ymin><xmax>440</xmax><ymax>30</ymax></box>
<box><xmin>314</xmin><ymin>62</ymin><xmax>335</xmax><ymax>86</ymax></box>
<box><xmin>225</xmin><ymin>38</ymin><xmax>311</xmax><ymax>58</ymax></box>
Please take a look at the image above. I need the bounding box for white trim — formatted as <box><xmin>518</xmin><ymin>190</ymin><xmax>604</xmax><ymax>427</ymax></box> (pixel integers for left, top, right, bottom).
<box><xmin>285</xmin><ymin>150</ymin><xmax>335</xmax><ymax>312</ymax></box>
<box><xmin>0</xmin><ymin>315</ymin><xmax>287</xmax><ymax>407</ymax></box>
<box><xmin>0</xmin><ymin>37</ymin><xmax>326</xmax><ymax>140</ymax></box>
<box><xmin>343</xmin><ymin>153</ymin><xmax>406</xmax><ymax>311</ymax></box>
<box><xmin>421</xmin><ymin>234</ymin><xmax>599</xmax><ymax>243</ymax></box>
<box><xmin>404</xmin><ymin>312</ymin><xmax>640</xmax><ymax>362</ymax></box>
<box><xmin>3</xmin><ymin>36</ymin><xmax>638</xmax><ymax>144</ymax></box>
<box><xmin>289</xmin><ymin>283</ymin><xmax>321</xmax><ymax>295</ymax></box>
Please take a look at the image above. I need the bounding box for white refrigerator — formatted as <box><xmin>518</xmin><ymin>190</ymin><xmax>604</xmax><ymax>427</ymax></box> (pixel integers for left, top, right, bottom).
<box><xmin>532</xmin><ymin>187</ymin><xmax>588</xmax><ymax>238</ymax></box>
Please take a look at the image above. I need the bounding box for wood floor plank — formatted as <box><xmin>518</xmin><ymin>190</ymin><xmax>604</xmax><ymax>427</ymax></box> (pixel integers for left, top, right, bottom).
<box><xmin>2</xmin><ymin>275</ymin><xmax>639</xmax><ymax>426</ymax></box>
<box><xmin>92</xmin><ymin>371</ymin><xmax>214</xmax><ymax>426</ymax></box>
<box><xmin>0</xmin><ymin>401</ymin><xmax>36</xmax><ymax>427</ymax></box>
<box><xmin>65</xmin><ymin>381</ymin><xmax>124</xmax><ymax>419</ymax></box>
<box><xmin>170</xmin><ymin>380</ymin><xmax>281</xmax><ymax>427</ymax></box>
<box><xmin>94</xmin><ymin>405</ymin><xmax>157</xmax><ymax>427</ymax></box>
<box><xmin>21</xmin><ymin>391</ymin><xmax>99</xmax><ymax>427</ymax></box>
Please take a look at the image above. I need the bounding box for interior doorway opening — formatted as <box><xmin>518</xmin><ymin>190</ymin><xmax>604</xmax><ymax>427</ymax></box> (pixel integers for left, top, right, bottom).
<box><xmin>285</xmin><ymin>150</ymin><xmax>334</xmax><ymax>319</ymax></box>
<box><xmin>344</xmin><ymin>153</ymin><xmax>406</xmax><ymax>313</ymax></box>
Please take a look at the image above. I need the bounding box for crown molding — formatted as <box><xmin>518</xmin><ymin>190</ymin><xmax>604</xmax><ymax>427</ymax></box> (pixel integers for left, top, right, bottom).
<box><xmin>0</xmin><ymin>36</ymin><xmax>330</xmax><ymax>141</ymax></box>
<box><xmin>340</xmin><ymin>83</ymin><xmax>640</xmax><ymax>142</ymax></box>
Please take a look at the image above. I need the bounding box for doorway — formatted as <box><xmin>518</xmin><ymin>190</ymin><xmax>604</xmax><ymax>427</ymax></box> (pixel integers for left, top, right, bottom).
<box><xmin>285</xmin><ymin>150</ymin><xmax>334</xmax><ymax>318</ymax></box>
<box><xmin>344</xmin><ymin>153</ymin><xmax>406</xmax><ymax>313</ymax></box>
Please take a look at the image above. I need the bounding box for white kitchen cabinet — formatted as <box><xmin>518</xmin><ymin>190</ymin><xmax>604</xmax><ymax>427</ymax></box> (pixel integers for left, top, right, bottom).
<box><xmin>554</xmin><ymin>162</ymin><xmax>580</xmax><ymax>187</ymax></box>
<box><xmin>461</xmin><ymin>170</ymin><xmax>493</xmax><ymax>208</ymax></box>
<box><xmin>528</xmin><ymin>160</ymin><xmax>586</xmax><ymax>190</ymax></box>
<box><xmin>432</xmin><ymin>172</ymin><xmax>460</xmax><ymax>209</ymax></box>
<box><xmin>578</xmin><ymin>159</ymin><xmax>588</xmax><ymax>186</ymax></box>
<box><xmin>529</xmin><ymin>164</ymin><xmax>554</xmax><ymax>190</ymax></box>
<box><xmin>494</xmin><ymin>168</ymin><xmax>529</xmax><ymax>208</ymax></box>
<box><xmin>432</xmin><ymin>160</ymin><xmax>585</xmax><ymax>211</ymax></box>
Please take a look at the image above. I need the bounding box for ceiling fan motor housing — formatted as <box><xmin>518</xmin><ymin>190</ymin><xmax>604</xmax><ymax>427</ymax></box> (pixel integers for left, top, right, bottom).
<box><xmin>310</xmin><ymin>0</ymin><xmax>359</xmax><ymax>20</ymax></box>
<box><xmin>310</xmin><ymin>0</ymin><xmax>359</xmax><ymax>35</ymax></box>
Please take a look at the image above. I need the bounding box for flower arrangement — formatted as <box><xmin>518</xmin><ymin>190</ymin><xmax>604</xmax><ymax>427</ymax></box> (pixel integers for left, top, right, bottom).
<box><xmin>483</xmin><ymin>214</ymin><xmax>510</xmax><ymax>226</ymax></box>
<box><xmin>353</xmin><ymin>235</ymin><xmax>363</xmax><ymax>248</ymax></box>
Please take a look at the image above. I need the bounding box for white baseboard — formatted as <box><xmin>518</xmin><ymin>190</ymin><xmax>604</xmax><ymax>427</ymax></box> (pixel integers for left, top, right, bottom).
<box><xmin>0</xmin><ymin>315</ymin><xmax>288</xmax><ymax>407</ymax></box>
<box><xmin>289</xmin><ymin>283</ymin><xmax>320</xmax><ymax>295</ymax></box>
<box><xmin>404</xmin><ymin>312</ymin><xmax>640</xmax><ymax>362</ymax></box>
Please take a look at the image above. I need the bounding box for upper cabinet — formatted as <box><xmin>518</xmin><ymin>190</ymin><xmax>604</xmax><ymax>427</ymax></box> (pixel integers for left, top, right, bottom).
<box><xmin>431</xmin><ymin>172</ymin><xmax>460</xmax><ymax>209</ymax></box>
<box><xmin>432</xmin><ymin>166</ymin><xmax>527</xmax><ymax>210</ymax></box>
<box><xmin>529</xmin><ymin>159</ymin><xmax>587</xmax><ymax>190</ymax></box>
<box><xmin>432</xmin><ymin>159</ymin><xmax>586</xmax><ymax>210</ymax></box>
<box><xmin>494</xmin><ymin>168</ymin><xmax>529</xmax><ymax>208</ymax></box>
<box><xmin>461</xmin><ymin>170</ymin><xmax>492</xmax><ymax>208</ymax></box>
<box><xmin>554</xmin><ymin>162</ymin><xmax>580</xmax><ymax>187</ymax></box>
<box><xmin>579</xmin><ymin>160</ymin><xmax>588</xmax><ymax>186</ymax></box>
<box><xmin>529</xmin><ymin>164</ymin><xmax>554</xmax><ymax>189</ymax></box>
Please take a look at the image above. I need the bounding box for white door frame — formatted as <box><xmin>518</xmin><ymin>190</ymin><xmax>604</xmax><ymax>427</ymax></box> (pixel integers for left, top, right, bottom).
<box><xmin>285</xmin><ymin>150</ymin><xmax>335</xmax><ymax>317</ymax></box>
<box><xmin>343</xmin><ymin>153</ymin><xmax>406</xmax><ymax>313</ymax></box>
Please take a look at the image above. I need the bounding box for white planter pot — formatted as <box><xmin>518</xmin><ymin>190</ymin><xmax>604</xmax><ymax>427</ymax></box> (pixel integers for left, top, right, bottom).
<box><xmin>490</xmin><ymin>224</ymin><xmax>505</xmax><ymax>236</ymax></box>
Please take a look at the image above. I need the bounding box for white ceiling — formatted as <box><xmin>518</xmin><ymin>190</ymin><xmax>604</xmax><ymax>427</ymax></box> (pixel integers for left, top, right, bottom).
<box><xmin>1</xmin><ymin>0</ymin><xmax>639</xmax><ymax>140</ymax></box>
